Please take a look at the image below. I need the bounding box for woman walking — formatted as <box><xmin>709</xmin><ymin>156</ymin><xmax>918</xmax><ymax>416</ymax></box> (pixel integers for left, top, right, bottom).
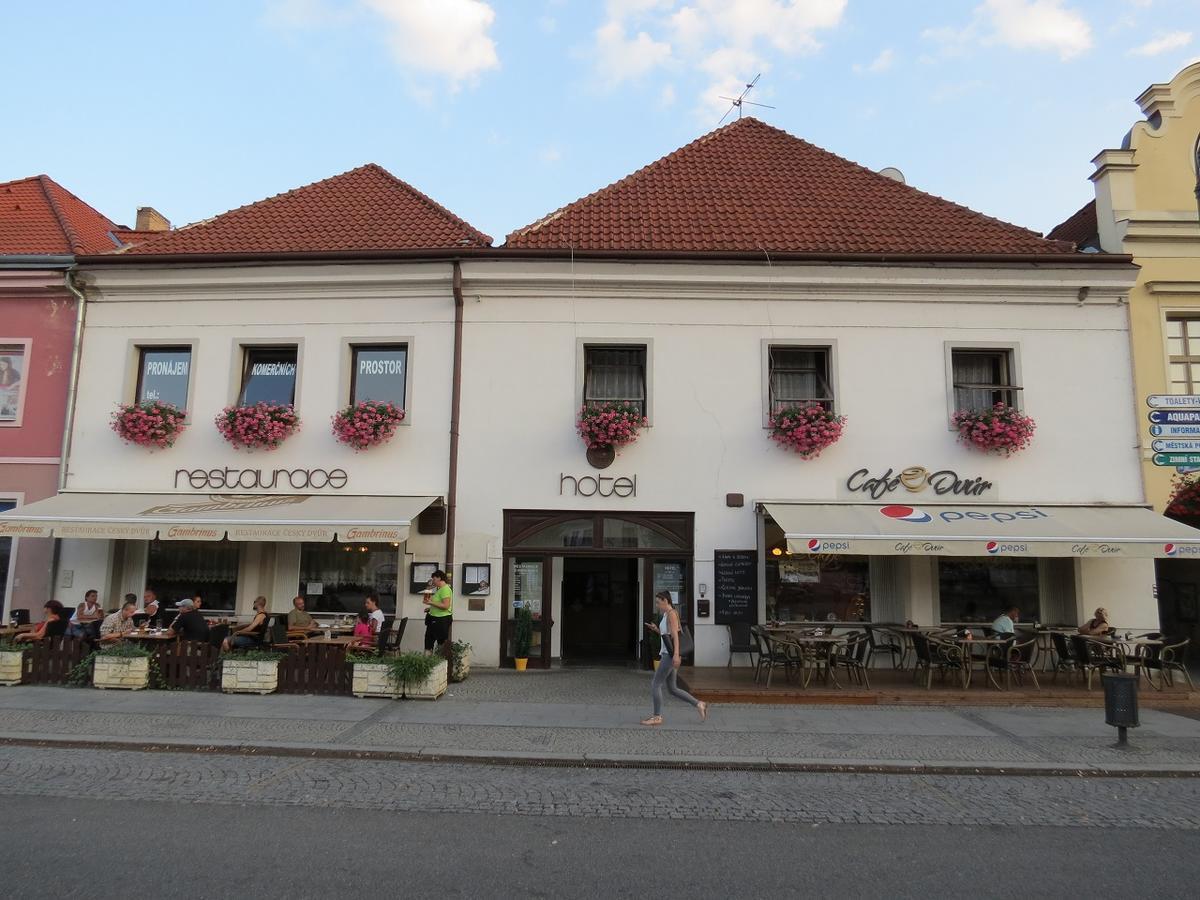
<box><xmin>642</xmin><ymin>591</ymin><xmax>707</xmax><ymax>726</ymax></box>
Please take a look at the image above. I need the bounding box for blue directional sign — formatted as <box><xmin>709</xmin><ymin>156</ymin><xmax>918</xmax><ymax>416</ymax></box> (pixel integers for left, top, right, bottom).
<box><xmin>1150</xmin><ymin>424</ymin><xmax>1200</xmax><ymax>437</ymax></box>
<box><xmin>1152</xmin><ymin>439</ymin><xmax>1200</xmax><ymax>453</ymax></box>
<box><xmin>1153</xmin><ymin>453</ymin><xmax>1200</xmax><ymax>466</ymax></box>
<box><xmin>1149</xmin><ymin>410</ymin><xmax>1200</xmax><ymax>424</ymax></box>
<box><xmin>1147</xmin><ymin>394</ymin><xmax>1200</xmax><ymax>409</ymax></box>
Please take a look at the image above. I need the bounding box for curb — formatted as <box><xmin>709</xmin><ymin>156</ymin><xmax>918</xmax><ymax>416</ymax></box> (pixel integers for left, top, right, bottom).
<box><xmin>2</xmin><ymin>734</ymin><xmax>1198</xmax><ymax>779</ymax></box>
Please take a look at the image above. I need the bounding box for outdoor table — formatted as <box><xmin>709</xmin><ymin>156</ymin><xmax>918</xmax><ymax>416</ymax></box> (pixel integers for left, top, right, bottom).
<box><xmin>123</xmin><ymin>629</ymin><xmax>177</xmax><ymax>642</ymax></box>
<box><xmin>768</xmin><ymin>629</ymin><xmax>847</xmax><ymax>688</ymax></box>
<box><xmin>304</xmin><ymin>635</ymin><xmax>358</xmax><ymax>646</ymax></box>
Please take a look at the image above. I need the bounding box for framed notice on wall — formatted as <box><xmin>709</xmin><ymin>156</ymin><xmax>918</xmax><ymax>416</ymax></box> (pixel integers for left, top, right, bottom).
<box><xmin>463</xmin><ymin>563</ymin><xmax>491</xmax><ymax>597</ymax></box>
<box><xmin>714</xmin><ymin>549</ymin><xmax>757</xmax><ymax>624</ymax></box>
<box><xmin>410</xmin><ymin>561</ymin><xmax>439</xmax><ymax>594</ymax></box>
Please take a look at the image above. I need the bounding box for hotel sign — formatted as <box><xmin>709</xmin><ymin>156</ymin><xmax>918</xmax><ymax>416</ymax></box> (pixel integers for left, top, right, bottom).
<box><xmin>845</xmin><ymin>466</ymin><xmax>994</xmax><ymax>500</ymax></box>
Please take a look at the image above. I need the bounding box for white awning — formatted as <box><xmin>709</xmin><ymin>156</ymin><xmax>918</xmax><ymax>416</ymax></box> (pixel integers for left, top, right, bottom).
<box><xmin>764</xmin><ymin>502</ymin><xmax>1200</xmax><ymax>559</ymax></box>
<box><xmin>0</xmin><ymin>493</ymin><xmax>438</xmax><ymax>543</ymax></box>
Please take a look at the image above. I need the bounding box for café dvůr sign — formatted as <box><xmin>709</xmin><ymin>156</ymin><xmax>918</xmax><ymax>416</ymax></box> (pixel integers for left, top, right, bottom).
<box><xmin>844</xmin><ymin>466</ymin><xmax>993</xmax><ymax>499</ymax></box>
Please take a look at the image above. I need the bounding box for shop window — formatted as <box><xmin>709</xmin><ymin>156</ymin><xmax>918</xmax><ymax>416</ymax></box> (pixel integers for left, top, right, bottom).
<box><xmin>298</xmin><ymin>543</ymin><xmax>398</xmax><ymax>614</ymax></box>
<box><xmin>513</xmin><ymin>518</ymin><xmax>594</xmax><ymax>549</ymax></box>
<box><xmin>136</xmin><ymin>346</ymin><xmax>191</xmax><ymax>408</ymax></box>
<box><xmin>584</xmin><ymin>345</ymin><xmax>646</xmax><ymax>416</ymax></box>
<box><xmin>937</xmin><ymin>558</ymin><xmax>1040</xmax><ymax>624</ymax></box>
<box><xmin>239</xmin><ymin>345</ymin><xmax>298</xmax><ymax>405</ymax></box>
<box><xmin>951</xmin><ymin>348</ymin><xmax>1020</xmax><ymax>412</ymax></box>
<box><xmin>1166</xmin><ymin>317</ymin><xmax>1200</xmax><ymax>395</ymax></box>
<box><xmin>350</xmin><ymin>344</ymin><xmax>407</xmax><ymax>407</ymax></box>
<box><xmin>768</xmin><ymin>346</ymin><xmax>833</xmax><ymax>414</ymax></box>
<box><xmin>0</xmin><ymin>342</ymin><xmax>28</xmax><ymax>424</ymax></box>
<box><xmin>765</xmin><ymin>551</ymin><xmax>870</xmax><ymax>622</ymax></box>
<box><xmin>145</xmin><ymin>540</ymin><xmax>239</xmax><ymax>611</ymax></box>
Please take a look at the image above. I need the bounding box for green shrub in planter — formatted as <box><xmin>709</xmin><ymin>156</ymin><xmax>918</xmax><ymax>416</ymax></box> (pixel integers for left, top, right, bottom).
<box><xmin>69</xmin><ymin>642</ymin><xmax>155</xmax><ymax>687</ymax></box>
<box><xmin>449</xmin><ymin>640</ymin><xmax>472</xmax><ymax>683</ymax></box>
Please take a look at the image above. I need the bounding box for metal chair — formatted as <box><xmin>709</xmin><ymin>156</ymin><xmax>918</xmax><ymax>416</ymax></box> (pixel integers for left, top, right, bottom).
<box><xmin>832</xmin><ymin>631</ymin><xmax>870</xmax><ymax>688</ymax></box>
<box><xmin>1130</xmin><ymin>638</ymin><xmax>1193</xmax><ymax>691</ymax></box>
<box><xmin>1069</xmin><ymin>635</ymin><xmax>1123</xmax><ymax>691</ymax></box>
<box><xmin>864</xmin><ymin>624</ymin><xmax>903</xmax><ymax>670</ymax></box>
<box><xmin>1049</xmin><ymin>632</ymin><xmax>1079</xmax><ymax>683</ymax></box>
<box><xmin>752</xmin><ymin>627</ymin><xmax>801</xmax><ymax>688</ymax></box>
<box><xmin>727</xmin><ymin>622</ymin><xmax>758</xmax><ymax>669</ymax></box>
<box><xmin>985</xmin><ymin>635</ymin><xmax>1039</xmax><ymax>691</ymax></box>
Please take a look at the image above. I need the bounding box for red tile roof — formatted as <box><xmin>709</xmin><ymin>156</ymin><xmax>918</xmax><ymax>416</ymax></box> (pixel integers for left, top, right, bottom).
<box><xmin>506</xmin><ymin>118</ymin><xmax>1076</xmax><ymax>256</ymax></box>
<box><xmin>1046</xmin><ymin>200</ymin><xmax>1099</xmax><ymax>248</ymax></box>
<box><xmin>0</xmin><ymin>175</ymin><xmax>124</xmax><ymax>256</ymax></box>
<box><xmin>117</xmin><ymin>164</ymin><xmax>491</xmax><ymax>256</ymax></box>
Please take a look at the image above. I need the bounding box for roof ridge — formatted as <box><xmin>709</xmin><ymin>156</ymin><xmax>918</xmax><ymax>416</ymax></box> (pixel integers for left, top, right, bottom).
<box><xmin>365</xmin><ymin>164</ymin><xmax>493</xmax><ymax>247</ymax></box>
<box><xmin>36</xmin><ymin>174</ymin><xmax>85</xmax><ymax>254</ymax></box>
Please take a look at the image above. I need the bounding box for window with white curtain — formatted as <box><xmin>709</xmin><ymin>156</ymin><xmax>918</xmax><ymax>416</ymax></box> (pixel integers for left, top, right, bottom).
<box><xmin>951</xmin><ymin>348</ymin><xmax>1020</xmax><ymax>411</ymax></box>
<box><xmin>768</xmin><ymin>347</ymin><xmax>833</xmax><ymax>414</ymax></box>
<box><xmin>583</xmin><ymin>345</ymin><xmax>646</xmax><ymax>415</ymax></box>
<box><xmin>1166</xmin><ymin>317</ymin><xmax>1200</xmax><ymax>395</ymax></box>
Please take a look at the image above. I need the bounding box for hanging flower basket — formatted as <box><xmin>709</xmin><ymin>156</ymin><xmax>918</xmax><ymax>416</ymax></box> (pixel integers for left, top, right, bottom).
<box><xmin>110</xmin><ymin>401</ymin><xmax>188</xmax><ymax>449</ymax></box>
<box><xmin>768</xmin><ymin>405</ymin><xmax>846</xmax><ymax>459</ymax></box>
<box><xmin>951</xmin><ymin>402</ymin><xmax>1036</xmax><ymax>456</ymax></box>
<box><xmin>1167</xmin><ymin>474</ymin><xmax>1200</xmax><ymax>519</ymax></box>
<box><xmin>577</xmin><ymin>402</ymin><xmax>647</xmax><ymax>453</ymax></box>
<box><xmin>332</xmin><ymin>400</ymin><xmax>405</xmax><ymax>450</ymax></box>
<box><xmin>215</xmin><ymin>402</ymin><xmax>300</xmax><ymax>451</ymax></box>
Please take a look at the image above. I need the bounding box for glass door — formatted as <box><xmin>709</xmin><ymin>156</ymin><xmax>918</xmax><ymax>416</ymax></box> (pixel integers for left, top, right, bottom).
<box><xmin>643</xmin><ymin>557</ymin><xmax>692</xmax><ymax>667</ymax></box>
<box><xmin>506</xmin><ymin>555</ymin><xmax>552</xmax><ymax>668</ymax></box>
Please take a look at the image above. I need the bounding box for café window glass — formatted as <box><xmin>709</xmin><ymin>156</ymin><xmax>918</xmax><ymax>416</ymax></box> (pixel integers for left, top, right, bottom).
<box><xmin>239</xmin><ymin>345</ymin><xmax>298</xmax><ymax>405</ymax></box>
<box><xmin>764</xmin><ymin>517</ymin><xmax>869</xmax><ymax>622</ymax></box>
<box><xmin>298</xmin><ymin>543</ymin><xmax>398</xmax><ymax>614</ymax></box>
<box><xmin>938</xmin><ymin>558</ymin><xmax>1040</xmax><ymax>624</ymax></box>
<box><xmin>351</xmin><ymin>344</ymin><xmax>407</xmax><ymax>407</ymax></box>
<box><xmin>136</xmin><ymin>346</ymin><xmax>191</xmax><ymax>408</ymax></box>
<box><xmin>584</xmin><ymin>345</ymin><xmax>646</xmax><ymax>417</ymax></box>
<box><xmin>0</xmin><ymin>342</ymin><xmax>28</xmax><ymax>423</ymax></box>
<box><xmin>145</xmin><ymin>540</ymin><xmax>240</xmax><ymax>611</ymax></box>
<box><xmin>951</xmin><ymin>348</ymin><xmax>1020</xmax><ymax>412</ymax></box>
<box><xmin>768</xmin><ymin>346</ymin><xmax>833</xmax><ymax>414</ymax></box>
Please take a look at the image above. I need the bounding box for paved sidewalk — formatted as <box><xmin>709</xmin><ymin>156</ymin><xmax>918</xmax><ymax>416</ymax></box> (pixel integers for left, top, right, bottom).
<box><xmin>1</xmin><ymin>669</ymin><xmax>1198</xmax><ymax>775</ymax></box>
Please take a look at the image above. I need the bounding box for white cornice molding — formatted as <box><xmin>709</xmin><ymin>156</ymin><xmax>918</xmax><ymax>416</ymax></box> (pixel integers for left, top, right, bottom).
<box><xmin>1146</xmin><ymin>281</ymin><xmax>1200</xmax><ymax>295</ymax></box>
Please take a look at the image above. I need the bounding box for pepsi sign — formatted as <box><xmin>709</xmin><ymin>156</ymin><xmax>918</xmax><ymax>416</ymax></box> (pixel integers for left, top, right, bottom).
<box><xmin>878</xmin><ymin>505</ymin><xmax>1050</xmax><ymax>525</ymax></box>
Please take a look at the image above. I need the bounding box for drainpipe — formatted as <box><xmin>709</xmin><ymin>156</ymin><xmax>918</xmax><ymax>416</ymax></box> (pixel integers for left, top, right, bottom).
<box><xmin>445</xmin><ymin>260</ymin><xmax>465</xmax><ymax>593</ymax></box>
<box><xmin>60</xmin><ymin>270</ymin><xmax>87</xmax><ymax>491</ymax></box>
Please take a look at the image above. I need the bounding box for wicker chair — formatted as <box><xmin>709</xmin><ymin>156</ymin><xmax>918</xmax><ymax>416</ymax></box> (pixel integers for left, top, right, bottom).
<box><xmin>864</xmin><ymin>624</ymin><xmax>903</xmax><ymax>670</ymax></box>
<box><xmin>985</xmin><ymin>635</ymin><xmax>1040</xmax><ymax>691</ymax></box>
<box><xmin>1129</xmin><ymin>638</ymin><xmax>1193</xmax><ymax>691</ymax></box>
<box><xmin>832</xmin><ymin>631</ymin><xmax>871</xmax><ymax>688</ymax></box>
<box><xmin>1069</xmin><ymin>635</ymin><xmax>1123</xmax><ymax>691</ymax></box>
<box><xmin>751</xmin><ymin>627</ymin><xmax>801</xmax><ymax>687</ymax></box>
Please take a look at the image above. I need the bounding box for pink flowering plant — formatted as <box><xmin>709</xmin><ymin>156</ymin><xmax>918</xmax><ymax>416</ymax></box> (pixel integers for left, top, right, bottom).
<box><xmin>111</xmin><ymin>401</ymin><xmax>188</xmax><ymax>450</ymax></box>
<box><xmin>951</xmin><ymin>402</ymin><xmax>1036</xmax><ymax>456</ymax></box>
<box><xmin>331</xmin><ymin>400</ymin><xmax>406</xmax><ymax>450</ymax></box>
<box><xmin>577</xmin><ymin>402</ymin><xmax>647</xmax><ymax>450</ymax></box>
<box><xmin>215</xmin><ymin>402</ymin><xmax>300</xmax><ymax>451</ymax></box>
<box><xmin>769</xmin><ymin>405</ymin><xmax>846</xmax><ymax>459</ymax></box>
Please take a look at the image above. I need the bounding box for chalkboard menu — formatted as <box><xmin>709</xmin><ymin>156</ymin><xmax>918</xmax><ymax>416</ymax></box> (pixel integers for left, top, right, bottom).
<box><xmin>714</xmin><ymin>550</ymin><xmax>757</xmax><ymax>624</ymax></box>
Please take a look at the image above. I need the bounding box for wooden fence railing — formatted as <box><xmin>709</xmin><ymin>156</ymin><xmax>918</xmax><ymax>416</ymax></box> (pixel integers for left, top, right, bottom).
<box><xmin>152</xmin><ymin>641</ymin><xmax>221</xmax><ymax>690</ymax></box>
<box><xmin>277</xmin><ymin>643</ymin><xmax>352</xmax><ymax>695</ymax></box>
<box><xmin>23</xmin><ymin>636</ymin><xmax>90</xmax><ymax>684</ymax></box>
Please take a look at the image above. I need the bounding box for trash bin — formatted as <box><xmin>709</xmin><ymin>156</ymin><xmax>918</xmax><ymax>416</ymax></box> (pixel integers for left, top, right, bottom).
<box><xmin>1101</xmin><ymin>672</ymin><xmax>1139</xmax><ymax>746</ymax></box>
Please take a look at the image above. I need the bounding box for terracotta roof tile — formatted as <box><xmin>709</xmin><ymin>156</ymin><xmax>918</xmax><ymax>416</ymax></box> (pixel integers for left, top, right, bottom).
<box><xmin>1046</xmin><ymin>200</ymin><xmax>1099</xmax><ymax>248</ymax></box>
<box><xmin>506</xmin><ymin>118</ymin><xmax>1075</xmax><ymax>256</ymax></box>
<box><xmin>0</xmin><ymin>175</ymin><xmax>123</xmax><ymax>256</ymax></box>
<box><xmin>118</xmin><ymin>163</ymin><xmax>491</xmax><ymax>256</ymax></box>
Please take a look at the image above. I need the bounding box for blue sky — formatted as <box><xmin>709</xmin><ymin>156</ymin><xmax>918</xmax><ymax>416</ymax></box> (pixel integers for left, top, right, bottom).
<box><xmin>2</xmin><ymin>1</ymin><xmax>1197</xmax><ymax>244</ymax></box>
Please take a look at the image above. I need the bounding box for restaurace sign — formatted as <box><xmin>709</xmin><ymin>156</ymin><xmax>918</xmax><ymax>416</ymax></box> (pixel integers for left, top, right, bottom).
<box><xmin>845</xmin><ymin>466</ymin><xmax>993</xmax><ymax>500</ymax></box>
<box><xmin>174</xmin><ymin>467</ymin><xmax>348</xmax><ymax>491</ymax></box>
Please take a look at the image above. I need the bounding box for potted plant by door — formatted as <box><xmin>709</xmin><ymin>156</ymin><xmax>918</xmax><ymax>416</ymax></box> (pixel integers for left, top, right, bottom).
<box><xmin>0</xmin><ymin>641</ymin><xmax>25</xmax><ymax>686</ymax></box>
<box><xmin>513</xmin><ymin>603</ymin><xmax>533</xmax><ymax>671</ymax></box>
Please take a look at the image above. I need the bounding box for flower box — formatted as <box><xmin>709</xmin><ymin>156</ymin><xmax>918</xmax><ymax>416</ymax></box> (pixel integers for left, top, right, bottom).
<box><xmin>769</xmin><ymin>405</ymin><xmax>845</xmax><ymax>459</ymax></box>
<box><xmin>111</xmin><ymin>401</ymin><xmax>188</xmax><ymax>449</ymax></box>
<box><xmin>577</xmin><ymin>402</ymin><xmax>647</xmax><ymax>460</ymax></box>
<box><xmin>215</xmin><ymin>402</ymin><xmax>300</xmax><ymax>451</ymax></box>
<box><xmin>951</xmin><ymin>403</ymin><xmax>1036</xmax><ymax>456</ymax></box>
<box><xmin>221</xmin><ymin>658</ymin><xmax>280</xmax><ymax>694</ymax></box>
<box><xmin>93</xmin><ymin>655</ymin><xmax>150</xmax><ymax>691</ymax></box>
<box><xmin>351</xmin><ymin>662</ymin><xmax>404</xmax><ymax>699</ymax></box>
<box><xmin>407</xmin><ymin>659</ymin><xmax>448</xmax><ymax>700</ymax></box>
<box><xmin>332</xmin><ymin>400</ymin><xmax>406</xmax><ymax>450</ymax></box>
<box><xmin>0</xmin><ymin>649</ymin><xmax>24</xmax><ymax>686</ymax></box>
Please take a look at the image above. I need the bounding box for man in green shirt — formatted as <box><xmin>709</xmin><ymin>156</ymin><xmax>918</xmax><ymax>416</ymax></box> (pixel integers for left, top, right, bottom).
<box><xmin>423</xmin><ymin>569</ymin><xmax>453</xmax><ymax>653</ymax></box>
<box><xmin>287</xmin><ymin>595</ymin><xmax>315</xmax><ymax>630</ymax></box>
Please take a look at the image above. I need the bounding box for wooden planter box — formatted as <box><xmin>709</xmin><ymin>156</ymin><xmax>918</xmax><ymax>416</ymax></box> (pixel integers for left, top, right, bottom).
<box><xmin>449</xmin><ymin>647</ymin><xmax>471</xmax><ymax>683</ymax></box>
<box><xmin>0</xmin><ymin>649</ymin><xmax>24</xmax><ymax>686</ymax></box>
<box><xmin>408</xmin><ymin>659</ymin><xmax>448</xmax><ymax>700</ymax></box>
<box><xmin>352</xmin><ymin>662</ymin><xmax>403</xmax><ymax>699</ymax></box>
<box><xmin>93</xmin><ymin>655</ymin><xmax>150</xmax><ymax>690</ymax></box>
<box><xmin>221</xmin><ymin>658</ymin><xmax>280</xmax><ymax>694</ymax></box>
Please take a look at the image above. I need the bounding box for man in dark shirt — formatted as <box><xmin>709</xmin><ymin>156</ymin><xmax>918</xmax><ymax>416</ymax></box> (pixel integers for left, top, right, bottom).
<box><xmin>168</xmin><ymin>599</ymin><xmax>211</xmax><ymax>643</ymax></box>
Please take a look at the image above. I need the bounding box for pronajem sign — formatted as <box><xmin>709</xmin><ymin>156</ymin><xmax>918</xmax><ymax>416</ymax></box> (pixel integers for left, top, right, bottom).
<box><xmin>174</xmin><ymin>467</ymin><xmax>348</xmax><ymax>491</ymax></box>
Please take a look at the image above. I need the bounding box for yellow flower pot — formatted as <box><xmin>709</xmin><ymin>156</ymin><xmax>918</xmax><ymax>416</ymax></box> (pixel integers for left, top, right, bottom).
<box><xmin>514</xmin><ymin>658</ymin><xmax>528</xmax><ymax>671</ymax></box>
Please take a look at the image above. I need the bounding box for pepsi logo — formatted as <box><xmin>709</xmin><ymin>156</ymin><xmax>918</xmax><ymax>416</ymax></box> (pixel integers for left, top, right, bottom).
<box><xmin>807</xmin><ymin>539</ymin><xmax>822</xmax><ymax>552</ymax></box>
<box><xmin>986</xmin><ymin>541</ymin><xmax>1000</xmax><ymax>554</ymax></box>
<box><xmin>1165</xmin><ymin>543</ymin><xmax>1178</xmax><ymax>556</ymax></box>
<box><xmin>879</xmin><ymin>505</ymin><xmax>932</xmax><ymax>524</ymax></box>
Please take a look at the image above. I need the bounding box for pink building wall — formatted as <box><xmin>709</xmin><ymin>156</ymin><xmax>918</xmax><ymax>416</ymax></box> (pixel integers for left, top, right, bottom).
<box><xmin>1</xmin><ymin>271</ymin><xmax>76</xmax><ymax>616</ymax></box>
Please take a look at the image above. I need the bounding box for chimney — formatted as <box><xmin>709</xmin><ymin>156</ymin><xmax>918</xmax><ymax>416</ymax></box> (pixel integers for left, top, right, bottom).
<box><xmin>135</xmin><ymin>206</ymin><xmax>171</xmax><ymax>232</ymax></box>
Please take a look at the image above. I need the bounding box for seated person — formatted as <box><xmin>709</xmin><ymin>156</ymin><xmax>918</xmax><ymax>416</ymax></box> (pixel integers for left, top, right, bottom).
<box><xmin>991</xmin><ymin>606</ymin><xmax>1019</xmax><ymax>636</ymax></box>
<box><xmin>66</xmin><ymin>590</ymin><xmax>105</xmax><ymax>639</ymax></box>
<box><xmin>168</xmin><ymin>598</ymin><xmax>211</xmax><ymax>643</ymax></box>
<box><xmin>99</xmin><ymin>600</ymin><xmax>138</xmax><ymax>643</ymax></box>
<box><xmin>222</xmin><ymin>596</ymin><xmax>269</xmax><ymax>651</ymax></box>
<box><xmin>15</xmin><ymin>601</ymin><xmax>68</xmax><ymax>642</ymax></box>
<box><xmin>141</xmin><ymin>589</ymin><xmax>161</xmax><ymax>626</ymax></box>
<box><xmin>287</xmin><ymin>595</ymin><xmax>315</xmax><ymax>630</ymax></box>
<box><xmin>1078</xmin><ymin>607</ymin><xmax>1110</xmax><ymax>637</ymax></box>
<box><xmin>349</xmin><ymin>610</ymin><xmax>376</xmax><ymax>649</ymax></box>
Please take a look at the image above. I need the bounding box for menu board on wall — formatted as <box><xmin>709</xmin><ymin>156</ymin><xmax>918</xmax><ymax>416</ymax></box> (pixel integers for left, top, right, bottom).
<box><xmin>714</xmin><ymin>549</ymin><xmax>757</xmax><ymax>624</ymax></box>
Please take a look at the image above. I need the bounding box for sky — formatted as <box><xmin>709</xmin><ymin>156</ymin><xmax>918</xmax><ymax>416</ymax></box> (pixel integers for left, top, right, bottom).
<box><xmin>2</xmin><ymin>0</ymin><xmax>1198</xmax><ymax>244</ymax></box>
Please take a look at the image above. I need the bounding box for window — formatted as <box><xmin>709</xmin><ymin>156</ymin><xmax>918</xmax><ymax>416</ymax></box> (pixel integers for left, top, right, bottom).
<box><xmin>951</xmin><ymin>348</ymin><xmax>1020</xmax><ymax>412</ymax></box>
<box><xmin>0</xmin><ymin>343</ymin><xmax>28</xmax><ymax>423</ymax></box>
<box><xmin>298</xmin><ymin>542</ymin><xmax>398</xmax><ymax>614</ymax></box>
<box><xmin>145</xmin><ymin>540</ymin><xmax>240</xmax><ymax>611</ymax></box>
<box><xmin>239</xmin><ymin>346</ymin><xmax>297</xmax><ymax>405</ymax></box>
<box><xmin>351</xmin><ymin>344</ymin><xmax>407</xmax><ymax>407</ymax></box>
<box><xmin>764</xmin><ymin>516</ymin><xmax>869</xmax><ymax>621</ymax></box>
<box><xmin>584</xmin><ymin>345</ymin><xmax>646</xmax><ymax>416</ymax></box>
<box><xmin>938</xmin><ymin>558</ymin><xmax>1039</xmax><ymax>624</ymax></box>
<box><xmin>1166</xmin><ymin>318</ymin><xmax>1200</xmax><ymax>394</ymax></box>
<box><xmin>768</xmin><ymin>347</ymin><xmax>833</xmax><ymax>414</ymax></box>
<box><xmin>136</xmin><ymin>347</ymin><xmax>191</xmax><ymax>408</ymax></box>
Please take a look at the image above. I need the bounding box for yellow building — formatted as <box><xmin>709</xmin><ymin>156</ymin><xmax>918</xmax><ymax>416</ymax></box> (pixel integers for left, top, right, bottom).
<box><xmin>1051</xmin><ymin>62</ymin><xmax>1200</xmax><ymax>644</ymax></box>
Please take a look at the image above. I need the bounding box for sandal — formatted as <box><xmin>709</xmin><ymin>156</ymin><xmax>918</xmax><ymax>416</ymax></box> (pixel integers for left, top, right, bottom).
<box><xmin>640</xmin><ymin>715</ymin><xmax>663</xmax><ymax>726</ymax></box>
<box><xmin>697</xmin><ymin>701</ymin><xmax>708</xmax><ymax>722</ymax></box>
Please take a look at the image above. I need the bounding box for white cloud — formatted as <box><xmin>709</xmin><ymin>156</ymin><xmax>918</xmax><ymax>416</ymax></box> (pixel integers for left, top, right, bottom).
<box><xmin>853</xmin><ymin>48</ymin><xmax>894</xmax><ymax>74</ymax></box>
<box><xmin>1128</xmin><ymin>30</ymin><xmax>1193</xmax><ymax>56</ymax></box>
<box><xmin>923</xmin><ymin>0</ymin><xmax>1092</xmax><ymax>62</ymax></box>
<box><xmin>266</xmin><ymin>0</ymin><xmax>500</xmax><ymax>92</ymax></box>
<box><xmin>538</xmin><ymin>145</ymin><xmax>563</xmax><ymax>163</ymax></box>
<box><xmin>660</xmin><ymin>83</ymin><xmax>677</xmax><ymax>106</ymax></box>
<box><xmin>589</xmin><ymin>0</ymin><xmax>846</xmax><ymax>115</ymax></box>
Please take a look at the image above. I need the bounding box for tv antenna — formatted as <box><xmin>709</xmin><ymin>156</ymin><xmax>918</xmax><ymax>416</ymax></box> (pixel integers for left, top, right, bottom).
<box><xmin>718</xmin><ymin>74</ymin><xmax>775</xmax><ymax>124</ymax></box>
